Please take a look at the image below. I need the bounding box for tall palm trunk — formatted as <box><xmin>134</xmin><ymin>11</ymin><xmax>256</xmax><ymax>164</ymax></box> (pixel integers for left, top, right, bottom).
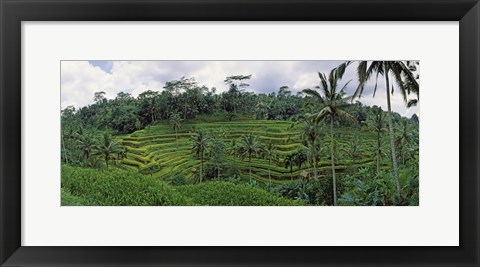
<box><xmin>62</xmin><ymin>134</ymin><xmax>68</xmax><ymax>164</ymax></box>
<box><xmin>330</xmin><ymin>116</ymin><xmax>337</xmax><ymax>206</ymax></box>
<box><xmin>175</xmin><ymin>128</ymin><xmax>179</xmax><ymax>147</ymax></box>
<box><xmin>268</xmin><ymin>159</ymin><xmax>272</xmax><ymax>184</ymax></box>
<box><xmin>105</xmin><ymin>155</ymin><xmax>109</xmax><ymax>170</ymax></box>
<box><xmin>376</xmin><ymin>132</ymin><xmax>381</xmax><ymax>174</ymax></box>
<box><xmin>249</xmin><ymin>155</ymin><xmax>252</xmax><ymax>182</ymax></box>
<box><xmin>384</xmin><ymin>65</ymin><xmax>403</xmax><ymax>201</ymax></box>
<box><xmin>200</xmin><ymin>151</ymin><xmax>204</xmax><ymax>183</ymax></box>
<box><xmin>233</xmin><ymin>94</ymin><xmax>236</xmax><ymax>114</ymax></box>
<box><xmin>313</xmin><ymin>145</ymin><xmax>318</xmax><ymax>180</ymax></box>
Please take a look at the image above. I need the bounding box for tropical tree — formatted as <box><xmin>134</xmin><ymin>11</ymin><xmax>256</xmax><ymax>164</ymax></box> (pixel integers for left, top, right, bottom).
<box><xmin>354</xmin><ymin>61</ymin><xmax>419</xmax><ymax>201</ymax></box>
<box><xmin>95</xmin><ymin>133</ymin><xmax>122</xmax><ymax>169</ymax></box>
<box><xmin>191</xmin><ymin>131</ymin><xmax>209</xmax><ymax>183</ymax></box>
<box><xmin>395</xmin><ymin>120</ymin><xmax>412</xmax><ymax>166</ymax></box>
<box><xmin>239</xmin><ymin>133</ymin><xmax>262</xmax><ymax>182</ymax></box>
<box><xmin>262</xmin><ymin>143</ymin><xmax>279</xmax><ymax>184</ymax></box>
<box><xmin>303</xmin><ymin>63</ymin><xmax>354</xmax><ymax>206</ymax></box>
<box><xmin>208</xmin><ymin>134</ymin><xmax>226</xmax><ymax>180</ymax></box>
<box><xmin>284</xmin><ymin>153</ymin><xmax>295</xmax><ymax>180</ymax></box>
<box><xmin>76</xmin><ymin>132</ymin><xmax>96</xmax><ymax>164</ymax></box>
<box><xmin>93</xmin><ymin>91</ymin><xmax>106</xmax><ymax>103</ymax></box>
<box><xmin>300</xmin><ymin>117</ymin><xmax>323</xmax><ymax>180</ymax></box>
<box><xmin>254</xmin><ymin>101</ymin><xmax>270</xmax><ymax>120</ymax></box>
<box><xmin>229</xmin><ymin>138</ymin><xmax>240</xmax><ymax>164</ymax></box>
<box><xmin>224</xmin><ymin>74</ymin><xmax>252</xmax><ymax>114</ymax></box>
<box><xmin>169</xmin><ymin>112</ymin><xmax>183</xmax><ymax>147</ymax></box>
<box><xmin>342</xmin><ymin>133</ymin><xmax>363</xmax><ymax>171</ymax></box>
<box><xmin>368</xmin><ymin>106</ymin><xmax>387</xmax><ymax>174</ymax></box>
<box><xmin>293</xmin><ymin>149</ymin><xmax>308</xmax><ymax>179</ymax></box>
<box><xmin>138</xmin><ymin>90</ymin><xmax>160</xmax><ymax>124</ymax></box>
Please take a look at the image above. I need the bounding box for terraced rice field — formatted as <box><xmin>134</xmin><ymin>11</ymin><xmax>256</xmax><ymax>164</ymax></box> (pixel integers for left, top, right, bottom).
<box><xmin>119</xmin><ymin>119</ymin><xmax>377</xmax><ymax>184</ymax></box>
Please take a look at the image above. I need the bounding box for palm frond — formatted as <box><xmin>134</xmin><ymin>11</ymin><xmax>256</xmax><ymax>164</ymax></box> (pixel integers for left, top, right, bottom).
<box><xmin>302</xmin><ymin>88</ymin><xmax>324</xmax><ymax>103</ymax></box>
<box><xmin>407</xmin><ymin>99</ymin><xmax>418</xmax><ymax>108</ymax></box>
<box><xmin>318</xmin><ymin>72</ymin><xmax>329</xmax><ymax>95</ymax></box>
<box><xmin>397</xmin><ymin>61</ymin><xmax>419</xmax><ymax>97</ymax></box>
<box><xmin>354</xmin><ymin>61</ymin><xmax>381</xmax><ymax>99</ymax></box>
<box><xmin>335</xmin><ymin>61</ymin><xmax>350</xmax><ymax>80</ymax></box>
<box><xmin>336</xmin><ymin>109</ymin><xmax>356</xmax><ymax>123</ymax></box>
<box><xmin>339</xmin><ymin>79</ymin><xmax>352</xmax><ymax>93</ymax></box>
<box><xmin>389</xmin><ymin>64</ymin><xmax>408</xmax><ymax>104</ymax></box>
<box><xmin>314</xmin><ymin>107</ymin><xmax>331</xmax><ymax>123</ymax></box>
<box><xmin>372</xmin><ymin>70</ymin><xmax>381</xmax><ymax>98</ymax></box>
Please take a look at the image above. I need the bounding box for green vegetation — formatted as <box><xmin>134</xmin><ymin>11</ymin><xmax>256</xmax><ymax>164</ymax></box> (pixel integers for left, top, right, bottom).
<box><xmin>61</xmin><ymin>61</ymin><xmax>419</xmax><ymax>206</ymax></box>
<box><xmin>62</xmin><ymin>165</ymin><xmax>298</xmax><ymax>206</ymax></box>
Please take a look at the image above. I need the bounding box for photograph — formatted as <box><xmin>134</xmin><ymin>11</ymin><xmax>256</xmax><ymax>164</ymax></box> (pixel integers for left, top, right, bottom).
<box><xmin>60</xmin><ymin>60</ymin><xmax>419</xmax><ymax>206</ymax></box>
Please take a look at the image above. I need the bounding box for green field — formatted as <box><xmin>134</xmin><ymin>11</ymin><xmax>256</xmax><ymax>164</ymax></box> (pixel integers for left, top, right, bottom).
<box><xmin>116</xmin><ymin>119</ymin><xmax>379</xmax><ymax>185</ymax></box>
<box><xmin>61</xmin><ymin>165</ymin><xmax>299</xmax><ymax>206</ymax></box>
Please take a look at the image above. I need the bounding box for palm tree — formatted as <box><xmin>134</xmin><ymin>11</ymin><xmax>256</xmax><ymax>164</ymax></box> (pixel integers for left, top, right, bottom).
<box><xmin>208</xmin><ymin>135</ymin><xmax>226</xmax><ymax>180</ymax></box>
<box><xmin>95</xmin><ymin>133</ymin><xmax>122</xmax><ymax>170</ymax></box>
<box><xmin>263</xmin><ymin>143</ymin><xmax>279</xmax><ymax>184</ymax></box>
<box><xmin>354</xmin><ymin>61</ymin><xmax>419</xmax><ymax>201</ymax></box>
<box><xmin>169</xmin><ymin>112</ymin><xmax>183</xmax><ymax>147</ymax></box>
<box><xmin>303</xmin><ymin>63</ymin><xmax>354</xmax><ymax>206</ymax></box>
<box><xmin>284</xmin><ymin>153</ymin><xmax>295</xmax><ymax>180</ymax></box>
<box><xmin>396</xmin><ymin>120</ymin><xmax>412</xmax><ymax>166</ymax></box>
<box><xmin>342</xmin><ymin>134</ymin><xmax>363</xmax><ymax>171</ymax></box>
<box><xmin>368</xmin><ymin>106</ymin><xmax>386</xmax><ymax>174</ymax></box>
<box><xmin>229</xmin><ymin>138</ymin><xmax>239</xmax><ymax>164</ymax></box>
<box><xmin>76</xmin><ymin>133</ymin><xmax>96</xmax><ymax>164</ymax></box>
<box><xmin>300</xmin><ymin>117</ymin><xmax>323</xmax><ymax>180</ymax></box>
<box><xmin>239</xmin><ymin>133</ymin><xmax>262</xmax><ymax>182</ymax></box>
<box><xmin>293</xmin><ymin>149</ymin><xmax>308</xmax><ymax>179</ymax></box>
<box><xmin>191</xmin><ymin>131</ymin><xmax>208</xmax><ymax>183</ymax></box>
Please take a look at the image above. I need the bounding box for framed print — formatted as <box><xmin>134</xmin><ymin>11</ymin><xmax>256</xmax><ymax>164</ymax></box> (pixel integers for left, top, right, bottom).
<box><xmin>1</xmin><ymin>0</ymin><xmax>479</xmax><ymax>266</ymax></box>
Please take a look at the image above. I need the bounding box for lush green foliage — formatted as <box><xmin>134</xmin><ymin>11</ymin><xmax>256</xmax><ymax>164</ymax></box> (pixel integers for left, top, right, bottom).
<box><xmin>177</xmin><ymin>181</ymin><xmax>299</xmax><ymax>206</ymax></box>
<box><xmin>62</xmin><ymin>165</ymin><xmax>192</xmax><ymax>206</ymax></box>
<box><xmin>61</xmin><ymin>165</ymin><xmax>297</xmax><ymax>206</ymax></box>
<box><xmin>61</xmin><ymin>61</ymin><xmax>420</xmax><ymax>206</ymax></box>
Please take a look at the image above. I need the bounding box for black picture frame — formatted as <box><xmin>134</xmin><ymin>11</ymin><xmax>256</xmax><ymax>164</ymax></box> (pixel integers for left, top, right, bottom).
<box><xmin>1</xmin><ymin>0</ymin><xmax>479</xmax><ymax>266</ymax></box>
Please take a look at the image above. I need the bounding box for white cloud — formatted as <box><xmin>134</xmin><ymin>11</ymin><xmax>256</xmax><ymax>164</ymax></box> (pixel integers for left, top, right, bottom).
<box><xmin>357</xmin><ymin>86</ymin><xmax>420</xmax><ymax>117</ymax></box>
<box><xmin>61</xmin><ymin>61</ymin><xmax>114</xmax><ymax>108</ymax></box>
<box><xmin>61</xmin><ymin>60</ymin><xmax>419</xmax><ymax>117</ymax></box>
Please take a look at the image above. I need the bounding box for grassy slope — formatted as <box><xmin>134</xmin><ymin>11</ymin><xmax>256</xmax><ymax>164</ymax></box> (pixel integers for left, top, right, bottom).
<box><xmin>117</xmin><ymin>117</ymin><xmax>383</xmax><ymax>184</ymax></box>
<box><xmin>61</xmin><ymin>165</ymin><xmax>299</xmax><ymax>206</ymax></box>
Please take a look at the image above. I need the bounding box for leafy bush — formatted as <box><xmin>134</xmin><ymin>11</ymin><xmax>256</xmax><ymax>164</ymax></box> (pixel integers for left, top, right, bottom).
<box><xmin>176</xmin><ymin>181</ymin><xmax>299</xmax><ymax>206</ymax></box>
<box><xmin>170</xmin><ymin>174</ymin><xmax>186</xmax><ymax>186</ymax></box>
<box><xmin>402</xmin><ymin>167</ymin><xmax>419</xmax><ymax>205</ymax></box>
<box><xmin>62</xmin><ymin>165</ymin><xmax>298</xmax><ymax>206</ymax></box>
<box><xmin>276</xmin><ymin>179</ymin><xmax>324</xmax><ymax>205</ymax></box>
<box><xmin>338</xmin><ymin>168</ymin><xmax>397</xmax><ymax>206</ymax></box>
<box><xmin>62</xmin><ymin>165</ymin><xmax>192</xmax><ymax>206</ymax></box>
<box><xmin>61</xmin><ymin>188</ymin><xmax>93</xmax><ymax>205</ymax></box>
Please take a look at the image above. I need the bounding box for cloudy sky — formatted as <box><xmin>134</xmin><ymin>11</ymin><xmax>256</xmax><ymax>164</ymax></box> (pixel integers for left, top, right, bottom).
<box><xmin>61</xmin><ymin>60</ymin><xmax>419</xmax><ymax>117</ymax></box>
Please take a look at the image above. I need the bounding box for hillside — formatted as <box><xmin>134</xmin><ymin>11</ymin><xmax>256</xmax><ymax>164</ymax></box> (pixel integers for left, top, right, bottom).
<box><xmin>118</xmin><ymin>118</ymin><xmax>380</xmax><ymax>184</ymax></box>
<box><xmin>61</xmin><ymin>165</ymin><xmax>298</xmax><ymax>206</ymax></box>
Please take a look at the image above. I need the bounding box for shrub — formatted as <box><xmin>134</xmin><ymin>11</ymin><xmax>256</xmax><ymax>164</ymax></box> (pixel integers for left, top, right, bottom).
<box><xmin>337</xmin><ymin>168</ymin><xmax>397</xmax><ymax>206</ymax></box>
<box><xmin>61</xmin><ymin>188</ymin><xmax>93</xmax><ymax>205</ymax></box>
<box><xmin>62</xmin><ymin>165</ymin><xmax>192</xmax><ymax>206</ymax></box>
<box><xmin>176</xmin><ymin>181</ymin><xmax>299</xmax><ymax>206</ymax></box>
<box><xmin>276</xmin><ymin>179</ymin><xmax>324</xmax><ymax>205</ymax></box>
